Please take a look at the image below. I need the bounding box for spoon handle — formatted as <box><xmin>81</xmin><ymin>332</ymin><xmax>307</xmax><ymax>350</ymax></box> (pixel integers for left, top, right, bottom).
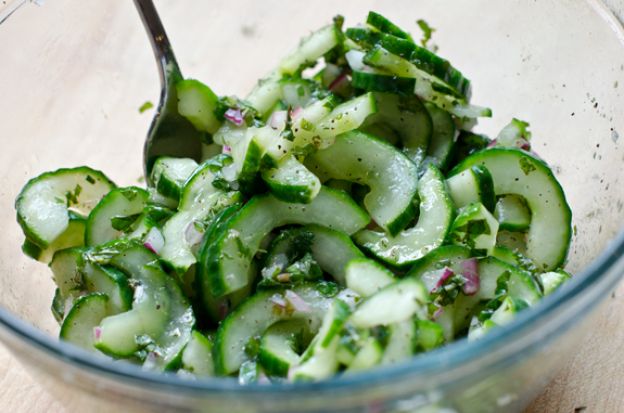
<box><xmin>133</xmin><ymin>0</ymin><xmax>182</xmax><ymax>86</ymax></box>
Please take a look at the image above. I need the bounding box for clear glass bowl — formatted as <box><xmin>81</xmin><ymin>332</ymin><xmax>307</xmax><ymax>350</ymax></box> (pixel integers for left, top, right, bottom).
<box><xmin>1</xmin><ymin>1</ymin><xmax>623</xmax><ymax>412</ymax></box>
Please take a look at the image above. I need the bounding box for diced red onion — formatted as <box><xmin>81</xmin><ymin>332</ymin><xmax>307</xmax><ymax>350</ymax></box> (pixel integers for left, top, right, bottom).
<box><xmin>285</xmin><ymin>290</ymin><xmax>311</xmax><ymax>313</ymax></box>
<box><xmin>461</xmin><ymin>258</ymin><xmax>480</xmax><ymax>296</ymax></box>
<box><xmin>432</xmin><ymin>307</ymin><xmax>445</xmax><ymax>320</ymax></box>
<box><xmin>487</xmin><ymin>139</ymin><xmax>498</xmax><ymax>148</ymax></box>
<box><xmin>93</xmin><ymin>326</ymin><xmax>102</xmax><ymax>340</ymax></box>
<box><xmin>434</xmin><ymin>267</ymin><xmax>455</xmax><ymax>291</ymax></box>
<box><xmin>268</xmin><ymin>110</ymin><xmax>288</xmax><ymax>130</ymax></box>
<box><xmin>269</xmin><ymin>294</ymin><xmax>287</xmax><ymax>309</ymax></box>
<box><xmin>328</xmin><ymin>71</ymin><xmax>350</xmax><ymax>92</ymax></box>
<box><xmin>222</xmin><ymin>145</ymin><xmax>232</xmax><ymax>154</ymax></box>
<box><xmin>218</xmin><ymin>300</ymin><xmax>230</xmax><ymax>321</ymax></box>
<box><xmin>518</xmin><ymin>138</ymin><xmax>531</xmax><ymax>151</ymax></box>
<box><xmin>224</xmin><ymin>108</ymin><xmax>244</xmax><ymax>126</ymax></box>
<box><xmin>290</xmin><ymin>106</ymin><xmax>303</xmax><ymax>120</ymax></box>
<box><xmin>184</xmin><ymin>221</ymin><xmax>204</xmax><ymax>246</ymax></box>
<box><xmin>144</xmin><ymin>227</ymin><xmax>165</xmax><ymax>255</ymax></box>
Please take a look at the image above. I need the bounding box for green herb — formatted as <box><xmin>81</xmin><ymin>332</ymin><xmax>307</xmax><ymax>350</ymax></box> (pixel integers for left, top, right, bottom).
<box><xmin>138</xmin><ymin>101</ymin><xmax>154</xmax><ymax>113</ymax></box>
<box><xmin>416</xmin><ymin>19</ymin><xmax>435</xmax><ymax>48</ymax></box>
<box><xmin>111</xmin><ymin>213</ymin><xmax>142</xmax><ymax>232</ymax></box>
<box><xmin>315</xmin><ymin>280</ymin><xmax>339</xmax><ymax>297</ymax></box>
<box><xmin>519</xmin><ymin>157</ymin><xmax>536</xmax><ymax>175</ymax></box>
<box><xmin>85</xmin><ymin>175</ymin><xmax>96</xmax><ymax>184</ymax></box>
<box><xmin>65</xmin><ymin>184</ymin><xmax>82</xmax><ymax>207</ymax></box>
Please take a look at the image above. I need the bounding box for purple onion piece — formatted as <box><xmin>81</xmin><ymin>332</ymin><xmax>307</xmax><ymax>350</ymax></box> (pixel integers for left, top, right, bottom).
<box><xmin>434</xmin><ymin>267</ymin><xmax>455</xmax><ymax>291</ymax></box>
<box><xmin>285</xmin><ymin>290</ymin><xmax>311</xmax><ymax>313</ymax></box>
<box><xmin>432</xmin><ymin>307</ymin><xmax>445</xmax><ymax>320</ymax></box>
<box><xmin>144</xmin><ymin>227</ymin><xmax>165</xmax><ymax>255</ymax></box>
<box><xmin>184</xmin><ymin>221</ymin><xmax>204</xmax><ymax>246</ymax></box>
<box><xmin>290</xmin><ymin>106</ymin><xmax>303</xmax><ymax>120</ymax></box>
<box><xmin>93</xmin><ymin>326</ymin><xmax>102</xmax><ymax>340</ymax></box>
<box><xmin>224</xmin><ymin>108</ymin><xmax>244</xmax><ymax>126</ymax></box>
<box><xmin>487</xmin><ymin>139</ymin><xmax>498</xmax><ymax>148</ymax></box>
<box><xmin>222</xmin><ymin>145</ymin><xmax>232</xmax><ymax>154</ymax></box>
<box><xmin>328</xmin><ymin>71</ymin><xmax>350</xmax><ymax>92</ymax></box>
<box><xmin>461</xmin><ymin>258</ymin><xmax>480</xmax><ymax>296</ymax></box>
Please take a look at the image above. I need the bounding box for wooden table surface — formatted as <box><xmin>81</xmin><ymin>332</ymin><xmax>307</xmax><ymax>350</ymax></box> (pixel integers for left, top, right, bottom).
<box><xmin>0</xmin><ymin>0</ymin><xmax>623</xmax><ymax>412</ymax></box>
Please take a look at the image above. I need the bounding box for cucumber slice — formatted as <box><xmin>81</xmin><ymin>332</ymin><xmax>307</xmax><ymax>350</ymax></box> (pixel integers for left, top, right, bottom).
<box><xmin>540</xmin><ymin>270</ymin><xmax>571</xmax><ymax>295</ymax></box>
<box><xmin>60</xmin><ymin>293</ymin><xmax>109</xmax><ymax>351</ymax></box>
<box><xmin>345</xmin><ymin>258</ymin><xmax>395</xmax><ymax>297</ymax></box>
<box><xmin>16</xmin><ymin>167</ymin><xmax>115</xmax><ymax>247</ymax></box>
<box><xmin>176</xmin><ymin>79</ymin><xmax>221</xmax><ymax>134</ymax></box>
<box><xmin>214</xmin><ymin>284</ymin><xmax>339</xmax><ymax>375</ymax></box>
<box><xmin>22</xmin><ymin>212</ymin><xmax>86</xmax><ymax>263</ymax></box>
<box><xmin>361</xmin><ymin>93</ymin><xmax>432</xmax><ymax>166</ymax></box>
<box><xmin>452</xmin><ymin>131</ymin><xmax>491</xmax><ymax>165</ymax></box>
<box><xmin>350</xmin><ymin>278</ymin><xmax>428</xmax><ymax>328</ymax></box>
<box><xmin>450</xmin><ymin>148</ymin><xmax>572</xmax><ymax>271</ymax></box>
<box><xmin>278</xmin><ymin>78</ymin><xmax>318</xmax><ymax>108</ymax></box>
<box><xmin>345</xmin><ymin>27</ymin><xmax>415</xmax><ymax>59</ymax></box>
<box><xmin>307</xmin><ymin>131</ymin><xmax>418</xmax><ymax>235</ymax></box>
<box><xmin>351</xmin><ymin>70</ymin><xmax>416</xmax><ymax>95</ymax></box>
<box><xmin>414</xmin><ymin>319</ymin><xmax>445</xmax><ymax>352</ymax></box>
<box><xmin>181</xmin><ymin>331</ymin><xmax>215</xmax><ymax>376</ymax></box>
<box><xmin>495</xmin><ymin>194</ymin><xmax>531</xmax><ymax>231</ymax></box>
<box><xmin>292</xmin><ymin>96</ymin><xmax>337</xmax><ymax>149</ymax></box>
<box><xmin>314</xmin><ymin>93</ymin><xmax>378</xmax><ymax>149</ymax></box>
<box><xmin>201</xmin><ymin>186</ymin><xmax>369</xmax><ymax>296</ymax></box>
<box><xmin>262</xmin><ymin>225</ymin><xmax>363</xmax><ymax>286</ymax></box>
<box><xmin>82</xmin><ymin>262</ymin><xmax>133</xmax><ymax>314</ymax></box>
<box><xmin>95</xmin><ymin>246</ymin><xmax>194</xmax><ymax>370</ymax></box>
<box><xmin>50</xmin><ymin>247</ymin><xmax>85</xmax><ymax>300</ymax></box>
<box><xmin>151</xmin><ymin>157</ymin><xmax>199</xmax><ymax>201</ymax></box>
<box><xmin>449</xmin><ymin>202</ymin><xmax>499</xmax><ymax>255</ymax></box>
<box><xmin>490</xmin><ymin>245</ymin><xmax>520</xmax><ymax>266</ymax></box>
<box><xmin>258</xmin><ymin>320</ymin><xmax>307</xmax><ymax>377</ymax></box>
<box><xmin>51</xmin><ymin>288</ymin><xmax>65</xmax><ymax>324</ymax></box>
<box><xmin>380</xmin><ymin>319</ymin><xmax>416</xmax><ymax>365</ymax></box>
<box><xmin>262</xmin><ymin>156</ymin><xmax>321</xmax><ymax>204</ymax></box>
<box><xmin>280</xmin><ymin>24</ymin><xmax>342</xmax><ymax>75</ymax></box>
<box><xmin>346</xmin><ymin>336</ymin><xmax>383</xmax><ymax>372</ymax></box>
<box><xmin>354</xmin><ymin>165</ymin><xmax>454</xmax><ymax>268</ymax></box>
<box><xmin>161</xmin><ymin>191</ymin><xmax>240</xmax><ymax>275</ymax></box>
<box><xmin>423</xmin><ymin>103</ymin><xmax>457</xmax><ymax>171</ymax></box>
<box><xmin>85</xmin><ymin>187</ymin><xmax>149</xmax><ymax>246</ymax></box>
<box><xmin>366</xmin><ymin>11</ymin><xmax>413</xmax><ymax>41</ymax></box>
<box><xmin>292</xmin><ymin>299</ymin><xmax>351</xmax><ymax>381</ymax></box>
<box><xmin>246</xmin><ymin>72</ymin><xmax>281</xmax><ymax>116</ymax></box>
<box><xmin>446</xmin><ymin>165</ymin><xmax>496</xmax><ymax>212</ymax></box>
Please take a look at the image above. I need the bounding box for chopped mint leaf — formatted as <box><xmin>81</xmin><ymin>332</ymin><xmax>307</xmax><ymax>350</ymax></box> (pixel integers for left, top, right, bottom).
<box><xmin>519</xmin><ymin>157</ymin><xmax>536</xmax><ymax>175</ymax></box>
<box><xmin>416</xmin><ymin>19</ymin><xmax>435</xmax><ymax>48</ymax></box>
<box><xmin>111</xmin><ymin>213</ymin><xmax>142</xmax><ymax>232</ymax></box>
<box><xmin>138</xmin><ymin>101</ymin><xmax>154</xmax><ymax>113</ymax></box>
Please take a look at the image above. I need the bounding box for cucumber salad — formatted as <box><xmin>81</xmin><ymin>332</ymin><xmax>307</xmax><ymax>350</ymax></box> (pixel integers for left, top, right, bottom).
<box><xmin>15</xmin><ymin>12</ymin><xmax>572</xmax><ymax>382</ymax></box>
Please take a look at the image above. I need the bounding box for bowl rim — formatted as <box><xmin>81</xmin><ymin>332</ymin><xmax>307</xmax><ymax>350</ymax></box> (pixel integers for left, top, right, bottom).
<box><xmin>1</xmin><ymin>0</ymin><xmax>624</xmax><ymax>400</ymax></box>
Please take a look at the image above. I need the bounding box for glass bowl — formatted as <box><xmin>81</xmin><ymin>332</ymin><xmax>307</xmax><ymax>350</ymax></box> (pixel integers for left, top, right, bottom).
<box><xmin>1</xmin><ymin>0</ymin><xmax>623</xmax><ymax>411</ymax></box>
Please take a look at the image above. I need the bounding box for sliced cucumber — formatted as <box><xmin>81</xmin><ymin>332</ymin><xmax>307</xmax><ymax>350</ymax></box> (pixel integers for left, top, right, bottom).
<box><xmin>496</xmin><ymin>230</ymin><xmax>527</xmax><ymax>254</ymax></box>
<box><xmin>346</xmin><ymin>336</ymin><xmax>383</xmax><ymax>372</ymax></box>
<box><xmin>414</xmin><ymin>319</ymin><xmax>445</xmax><ymax>352</ymax></box>
<box><xmin>345</xmin><ymin>27</ymin><xmax>415</xmax><ymax>59</ymax></box>
<box><xmin>495</xmin><ymin>194</ymin><xmax>531</xmax><ymax>231</ymax></box>
<box><xmin>151</xmin><ymin>157</ymin><xmax>199</xmax><ymax>201</ymax></box>
<box><xmin>201</xmin><ymin>186</ymin><xmax>369</xmax><ymax>296</ymax></box>
<box><xmin>278</xmin><ymin>78</ymin><xmax>318</xmax><ymax>108</ymax></box>
<box><xmin>246</xmin><ymin>72</ymin><xmax>281</xmax><ymax>116</ymax></box>
<box><xmin>60</xmin><ymin>293</ymin><xmax>109</xmax><ymax>352</ymax></box>
<box><xmin>314</xmin><ymin>93</ymin><xmax>378</xmax><ymax>149</ymax></box>
<box><xmin>22</xmin><ymin>212</ymin><xmax>86</xmax><ymax>263</ymax></box>
<box><xmin>366</xmin><ymin>11</ymin><xmax>413</xmax><ymax>41</ymax></box>
<box><xmin>82</xmin><ymin>262</ymin><xmax>133</xmax><ymax>314</ymax></box>
<box><xmin>354</xmin><ymin>165</ymin><xmax>454</xmax><ymax>268</ymax></box>
<box><xmin>214</xmin><ymin>284</ymin><xmax>338</xmax><ymax>375</ymax></box>
<box><xmin>361</xmin><ymin>93</ymin><xmax>432</xmax><ymax>166</ymax></box>
<box><xmin>449</xmin><ymin>202</ymin><xmax>499</xmax><ymax>255</ymax></box>
<box><xmin>280</xmin><ymin>24</ymin><xmax>342</xmax><ymax>75</ymax></box>
<box><xmin>181</xmin><ymin>331</ymin><xmax>215</xmax><ymax>376</ymax></box>
<box><xmin>16</xmin><ymin>167</ymin><xmax>115</xmax><ymax>247</ymax></box>
<box><xmin>446</xmin><ymin>165</ymin><xmax>496</xmax><ymax>212</ymax></box>
<box><xmin>261</xmin><ymin>156</ymin><xmax>321</xmax><ymax>204</ymax></box>
<box><xmin>50</xmin><ymin>247</ymin><xmax>85</xmax><ymax>300</ymax></box>
<box><xmin>450</xmin><ymin>148</ymin><xmax>572</xmax><ymax>271</ymax></box>
<box><xmin>423</xmin><ymin>103</ymin><xmax>457</xmax><ymax>171</ymax></box>
<box><xmin>351</xmin><ymin>70</ymin><xmax>416</xmax><ymax>95</ymax></box>
<box><xmin>380</xmin><ymin>319</ymin><xmax>416</xmax><ymax>365</ymax></box>
<box><xmin>345</xmin><ymin>258</ymin><xmax>395</xmax><ymax>297</ymax></box>
<box><xmin>85</xmin><ymin>187</ymin><xmax>148</xmax><ymax>246</ymax></box>
<box><xmin>95</xmin><ymin>246</ymin><xmax>194</xmax><ymax>370</ymax></box>
<box><xmin>292</xmin><ymin>96</ymin><xmax>337</xmax><ymax>149</ymax></box>
<box><xmin>258</xmin><ymin>320</ymin><xmax>307</xmax><ymax>377</ymax></box>
<box><xmin>307</xmin><ymin>130</ymin><xmax>418</xmax><ymax>235</ymax></box>
<box><xmin>350</xmin><ymin>278</ymin><xmax>428</xmax><ymax>328</ymax></box>
<box><xmin>292</xmin><ymin>299</ymin><xmax>351</xmax><ymax>381</ymax></box>
<box><xmin>540</xmin><ymin>270</ymin><xmax>571</xmax><ymax>295</ymax></box>
<box><xmin>176</xmin><ymin>79</ymin><xmax>221</xmax><ymax>134</ymax></box>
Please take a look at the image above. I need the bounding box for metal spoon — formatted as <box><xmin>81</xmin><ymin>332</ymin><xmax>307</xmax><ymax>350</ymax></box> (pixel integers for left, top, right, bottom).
<box><xmin>133</xmin><ymin>0</ymin><xmax>202</xmax><ymax>181</ymax></box>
